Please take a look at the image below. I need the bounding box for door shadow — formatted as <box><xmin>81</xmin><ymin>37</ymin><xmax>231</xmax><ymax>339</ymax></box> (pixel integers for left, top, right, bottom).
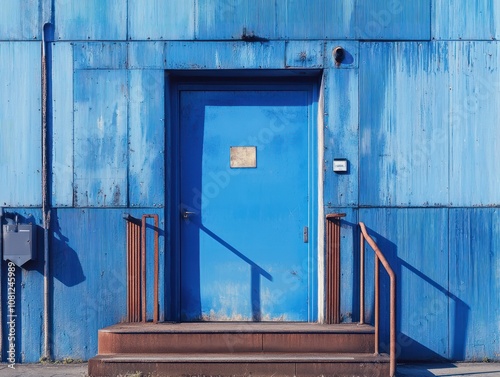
<box><xmin>180</xmin><ymin>211</ymin><xmax>272</xmax><ymax>321</ymax></box>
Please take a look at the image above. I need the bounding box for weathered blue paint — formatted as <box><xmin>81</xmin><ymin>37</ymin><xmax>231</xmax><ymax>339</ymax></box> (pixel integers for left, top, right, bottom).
<box><xmin>51</xmin><ymin>42</ymin><xmax>74</xmax><ymax>207</ymax></box>
<box><xmin>0</xmin><ymin>42</ymin><xmax>42</xmax><ymax>207</ymax></box>
<box><xmin>359</xmin><ymin>42</ymin><xmax>450</xmax><ymax>207</ymax></box>
<box><xmin>276</xmin><ymin>0</ymin><xmax>356</xmax><ymax>40</ymax></box>
<box><xmin>128</xmin><ymin>0</ymin><xmax>195</xmax><ymax>41</ymax></box>
<box><xmin>128</xmin><ymin>42</ymin><xmax>166</xmax><ymax>69</ymax></box>
<box><xmin>447</xmin><ymin>42</ymin><xmax>500</xmax><ymax>206</ymax></box>
<box><xmin>73</xmin><ymin>42</ymin><xmax>127</xmax><ymax>70</ymax></box>
<box><xmin>54</xmin><ymin>0</ymin><xmax>126</xmax><ymax>41</ymax></box>
<box><xmin>449</xmin><ymin>208</ymin><xmax>500</xmax><ymax>361</ymax></box>
<box><xmin>285</xmin><ymin>41</ymin><xmax>324</xmax><ymax>68</ymax></box>
<box><xmin>433</xmin><ymin>1</ymin><xmax>500</xmax><ymax>41</ymax></box>
<box><xmin>0</xmin><ymin>0</ymin><xmax>41</xmax><ymax>40</ymax></box>
<box><xmin>128</xmin><ymin>70</ymin><xmax>165</xmax><ymax>207</ymax></box>
<box><xmin>73</xmin><ymin>70</ymin><xmax>128</xmax><ymax>207</ymax></box>
<box><xmin>1</xmin><ymin>209</ymin><xmax>44</xmax><ymax>362</ymax></box>
<box><xmin>359</xmin><ymin>208</ymin><xmax>450</xmax><ymax>360</ymax></box>
<box><xmin>1</xmin><ymin>0</ymin><xmax>500</xmax><ymax>364</ymax></box>
<box><xmin>196</xmin><ymin>0</ymin><xmax>276</xmax><ymax>41</ymax></box>
<box><xmin>49</xmin><ymin>208</ymin><xmax>164</xmax><ymax>360</ymax></box>
<box><xmin>166</xmin><ymin>41</ymin><xmax>286</xmax><ymax>70</ymax></box>
<box><xmin>323</xmin><ymin>42</ymin><xmax>359</xmax><ymax>208</ymax></box>
<box><xmin>355</xmin><ymin>1</ymin><xmax>431</xmax><ymax>40</ymax></box>
<box><xmin>177</xmin><ymin>85</ymin><xmax>317</xmax><ymax>321</ymax></box>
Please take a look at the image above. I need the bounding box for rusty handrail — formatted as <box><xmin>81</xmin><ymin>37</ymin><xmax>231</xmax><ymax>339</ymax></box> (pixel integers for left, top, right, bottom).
<box><xmin>359</xmin><ymin>222</ymin><xmax>396</xmax><ymax>377</ymax></box>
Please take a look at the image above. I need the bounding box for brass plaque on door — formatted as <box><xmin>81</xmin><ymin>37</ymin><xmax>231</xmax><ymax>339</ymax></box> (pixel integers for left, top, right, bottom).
<box><xmin>230</xmin><ymin>146</ymin><xmax>257</xmax><ymax>168</ymax></box>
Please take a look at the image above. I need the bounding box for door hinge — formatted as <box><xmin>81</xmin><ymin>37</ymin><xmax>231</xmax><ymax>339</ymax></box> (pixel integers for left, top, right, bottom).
<box><xmin>303</xmin><ymin>226</ymin><xmax>309</xmax><ymax>243</ymax></box>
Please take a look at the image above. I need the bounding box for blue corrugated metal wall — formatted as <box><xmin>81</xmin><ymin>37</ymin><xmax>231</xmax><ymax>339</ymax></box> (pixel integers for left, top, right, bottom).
<box><xmin>0</xmin><ymin>0</ymin><xmax>499</xmax><ymax>362</ymax></box>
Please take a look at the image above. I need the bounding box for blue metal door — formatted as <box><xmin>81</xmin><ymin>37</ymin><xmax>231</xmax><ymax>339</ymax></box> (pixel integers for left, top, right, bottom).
<box><xmin>177</xmin><ymin>82</ymin><xmax>317</xmax><ymax>322</ymax></box>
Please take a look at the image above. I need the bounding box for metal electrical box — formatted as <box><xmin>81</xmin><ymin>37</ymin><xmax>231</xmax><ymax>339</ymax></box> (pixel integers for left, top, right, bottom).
<box><xmin>2</xmin><ymin>223</ymin><xmax>36</xmax><ymax>267</ymax></box>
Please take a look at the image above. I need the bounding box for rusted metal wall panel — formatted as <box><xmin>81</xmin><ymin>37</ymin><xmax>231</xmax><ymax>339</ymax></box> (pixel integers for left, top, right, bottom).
<box><xmin>54</xmin><ymin>0</ymin><xmax>127</xmax><ymax>41</ymax></box>
<box><xmin>73</xmin><ymin>70</ymin><xmax>128</xmax><ymax>207</ymax></box>
<box><xmin>128</xmin><ymin>70</ymin><xmax>165</xmax><ymax>207</ymax></box>
<box><xmin>0</xmin><ymin>0</ymin><xmax>41</xmax><ymax>40</ymax></box>
<box><xmin>52</xmin><ymin>42</ymin><xmax>74</xmax><ymax>207</ymax></box>
<box><xmin>359</xmin><ymin>42</ymin><xmax>449</xmax><ymax>207</ymax></box>
<box><xmin>359</xmin><ymin>208</ymin><xmax>450</xmax><ymax>360</ymax></box>
<box><xmin>449</xmin><ymin>208</ymin><xmax>500</xmax><ymax>361</ymax></box>
<box><xmin>165</xmin><ymin>41</ymin><xmax>286</xmax><ymax>69</ymax></box>
<box><xmin>355</xmin><ymin>1</ymin><xmax>431</xmax><ymax>40</ymax></box>
<box><xmin>128</xmin><ymin>0</ymin><xmax>195</xmax><ymax>40</ymax></box>
<box><xmin>433</xmin><ymin>1</ymin><xmax>500</xmax><ymax>40</ymax></box>
<box><xmin>50</xmin><ymin>208</ymin><xmax>165</xmax><ymax>360</ymax></box>
<box><xmin>0</xmin><ymin>42</ymin><xmax>42</xmax><ymax>207</ymax></box>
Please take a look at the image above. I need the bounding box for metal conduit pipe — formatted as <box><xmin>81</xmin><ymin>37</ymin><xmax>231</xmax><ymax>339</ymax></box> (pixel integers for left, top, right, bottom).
<box><xmin>42</xmin><ymin>23</ymin><xmax>51</xmax><ymax>361</ymax></box>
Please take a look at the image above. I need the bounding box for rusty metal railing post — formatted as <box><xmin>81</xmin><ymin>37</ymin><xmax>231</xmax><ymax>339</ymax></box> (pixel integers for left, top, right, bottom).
<box><xmin>141</xmin><ymin>214</ymin><xmax>160</xmax><ymax>323</ymax></box>
<box><xmin>359</xmin><ymin>231</ymin><xmax>365</xmax><ymax>325</ymax></box>
<box><xmin>125</xmin><ymin>214</ymin><xmax>160</xmax><ymax>323</ymax></box>
<box><xmin>325</xmin><ymin>213</ymin><xmax>345</xmax><ymax>324</ymax></box>
<box><xmin>359</xmin><ymin>222</ymin><xmax>396</xmax><ymax>377</ymax></box>
<box><xmin>374</xmin><ymin>254</ymin><xmax>380</xmax><ymax>355</ymax></box>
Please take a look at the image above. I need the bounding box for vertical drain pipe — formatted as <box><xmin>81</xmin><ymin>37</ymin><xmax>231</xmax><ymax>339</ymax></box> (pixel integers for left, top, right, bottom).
<box><xmin>42</xmin><ymin>23</ymin><xmax>51</xmax><ymax>361</ymax></box>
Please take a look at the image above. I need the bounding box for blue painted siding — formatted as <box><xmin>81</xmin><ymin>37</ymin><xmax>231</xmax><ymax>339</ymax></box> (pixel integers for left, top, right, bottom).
<box><xmin>276</xmin><ymin>0</ymin><xmax>356</xmax><ymax>40</ymax></box>
<box><xmin>0</xmin><ymin>0</ymin><xmax>41</xmax><ymax>40</ymax></box>
<box><xmin>447</xmin><ymin>42</ymin><xmax>500</xmax><ymax>206</ymax></box>
<box><xmin>359</xmin><ymin>208</ymin><xmax>450</xmax><ymax>360</ymax></box>
<box><xmin>433</xmin><ymin>1</ymin><xmax>500</xmax><ymax>40</ymax></box>
<box><xmin>73</xmin><ymin>42</ymin><xmax>127</xmax><ymax>70</ymax></box>
<box><xmin>128</xmin><ymin>70</ymin><xmax>165</xmax><ymax>207</ymax></box>
<box><xmin>359</xmin><ymin>42</ymin><xmax>449</xmax><ymax>207</ymax></box>
<box><xmin>128</xmin><ymin>42</ymin><xmax>166</xmax><ymax>69</ymax></box>
<box><xmin>1</xmin><ymin>209</ymin><xmax>44</xmax><ymax>362</ymax></box>
<box><xmin>0</xmin><ymin>42</ymin><xmax>42</xmax><ymax>207</ymax></box>
<box><xmin>0</xmin><ymin>0</ymin><xmax>499</xmax><ymax>364</ymax></box>
<box><xmin>449</xmin><ymin>209</ymin><xmax>500</xmax><ymax>361</ymax></box>
<box><xmin>196</xmin><ymin>0</ymin><xmax>276</xmax><ymax>40</ymax></box>
<box><xmin>166</xmin><ymin>41</ymin><xmax>286</xmax><ymax>70</ymax></box>
<box><xmin>51</xmin><ymin>42</ymin><xmax>74</xmax><ymax>207</ymax></box>
<box><xmin>73</xmin><ymin>70</ymin><xmax>128</xmax><ymax>207</ymax></box>
<box><xmin>54</xmin><ymin>0</ymin><xmax>127</xmax><ymax>41</ymax></box>
<box><xmin>323</xmin><ymin>63</ymin><xmax>359</xmax><ymax>207</ymax></box>
<box><xmin>355</xmin><ymin>1</ymin><xmax>431</xmax><ymax>40</ymax></box>
<box><xmin>50</xmin><ymin>208</ymin><xmax>164</xmax><ymax>360</ymax></box>
<box><xmin>128</xmin><ymin>0</ymin><xmax>195</xmax><ymax>41</ymax></box>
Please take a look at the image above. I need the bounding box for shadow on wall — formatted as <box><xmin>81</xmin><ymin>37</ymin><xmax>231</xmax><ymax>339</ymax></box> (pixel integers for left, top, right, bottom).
<box><xmin>50</xmin><ymin>209</ymin><xmax>86</xmax><ymax>287</ymax></box>
<box><xmin>366</xmin><ymin>227</ymin><xmax>469</xmax><ymax>362</ymax></box>
<box><xmin>338</xmin><ymin>219</ymin><xmax>469</xmax><ymax>361</ymax></box>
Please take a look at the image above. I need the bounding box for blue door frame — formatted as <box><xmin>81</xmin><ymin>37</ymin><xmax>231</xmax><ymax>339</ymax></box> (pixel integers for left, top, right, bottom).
<box><xmin>168</xmin><ymin>76</ymin><xmax>319</xmax><ymax>322</ymax></box>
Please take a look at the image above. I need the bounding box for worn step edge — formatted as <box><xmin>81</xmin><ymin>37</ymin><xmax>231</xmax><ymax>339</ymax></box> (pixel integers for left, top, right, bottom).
<box><xmin>90</xmin><ymin>352</ymin><xmax>390</xmax><ymax>363</ymax></box>
<box><xmin>99</xmin><ymin>322</ymin><xmax>376</xmax><ymax>334</ymax></box>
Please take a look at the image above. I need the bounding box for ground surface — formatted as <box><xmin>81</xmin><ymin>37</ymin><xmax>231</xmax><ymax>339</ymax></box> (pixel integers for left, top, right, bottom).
<box><xmin>0</xmin><ymin>362</ymin><xmax>499</xmax><ymax>376</ymax></box>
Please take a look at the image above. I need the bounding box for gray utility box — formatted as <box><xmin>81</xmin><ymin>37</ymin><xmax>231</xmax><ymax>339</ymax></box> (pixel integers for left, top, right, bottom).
<box><xmin>3</xmin><ymin>223</ymin><xmax>36</xmax><ymax>266</ymax></box>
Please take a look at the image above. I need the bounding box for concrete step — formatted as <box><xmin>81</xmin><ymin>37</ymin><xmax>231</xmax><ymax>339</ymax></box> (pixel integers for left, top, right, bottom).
<box><xmin>88</xmin><ymin>352</ymin><xmax>390</xmax><ymax>377</ymax></box>
<box><xmin>97</xmin><ymin>322</ymin><xmax>376</xmax><ymax>354</ymax></box>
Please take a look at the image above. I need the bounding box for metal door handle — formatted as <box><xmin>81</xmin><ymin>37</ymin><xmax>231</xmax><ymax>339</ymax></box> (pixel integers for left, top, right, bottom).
<box><xmin>182</xmin><ymin>210</ymin><xmax>196</xmax><ymax>219</ymax></box>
